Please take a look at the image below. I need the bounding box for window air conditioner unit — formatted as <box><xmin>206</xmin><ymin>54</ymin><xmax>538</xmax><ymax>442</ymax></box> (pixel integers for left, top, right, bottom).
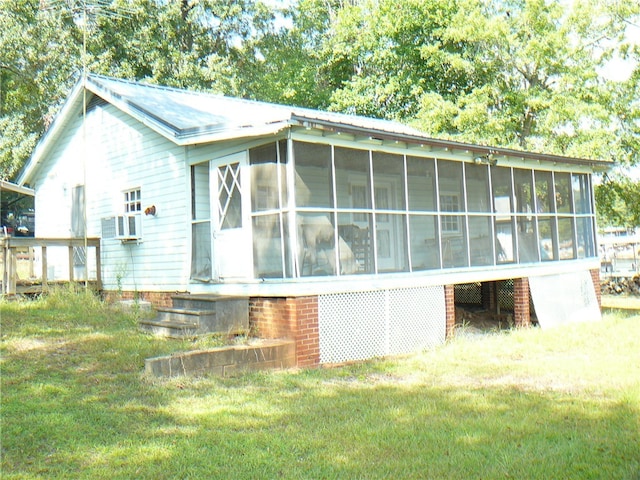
<box><xmin>115</xmin><ymin>214</ymin><xmax>141</xmax><ymax>242</ymax></box>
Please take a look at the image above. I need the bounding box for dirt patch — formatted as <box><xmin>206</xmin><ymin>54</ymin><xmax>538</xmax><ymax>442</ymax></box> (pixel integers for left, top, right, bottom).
<box><xmin>454</xmin><ymin>306</ymin><xmax>517</xmax><ymax>338</ymax></box>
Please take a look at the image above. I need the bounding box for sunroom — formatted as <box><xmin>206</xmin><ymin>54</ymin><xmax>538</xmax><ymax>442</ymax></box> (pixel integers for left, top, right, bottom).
<box><xmin>190</xmin><ymin>135</ymin><xmax>598</xmax><ymax>285</ymax></box>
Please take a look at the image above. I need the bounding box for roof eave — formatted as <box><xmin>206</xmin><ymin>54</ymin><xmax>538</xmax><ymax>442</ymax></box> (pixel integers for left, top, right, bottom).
<box><xmin>290</xmin><ymin>115</ymin><xmax>615</xmax><ymax>170</ymax></box>
<box><xmin>174</xmin><ymin>120</ymin><xmax>292</xmax><ymax>146</ymax></box>
<box><xmin>84</xmin><ymin>77</ymin><xmax>190</xmax><ymax>145</ymax></box>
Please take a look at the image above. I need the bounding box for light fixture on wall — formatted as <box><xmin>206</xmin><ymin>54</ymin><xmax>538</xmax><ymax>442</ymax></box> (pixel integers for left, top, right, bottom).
<box><xmin>473</xmin><ymin>151</ymin><xmax>498</xmax><ymax>166</ymax></box>
<box><xmin>144</xmin><ymin>205</ymin><xmax>157</xmax><ymax>216</ymax></box>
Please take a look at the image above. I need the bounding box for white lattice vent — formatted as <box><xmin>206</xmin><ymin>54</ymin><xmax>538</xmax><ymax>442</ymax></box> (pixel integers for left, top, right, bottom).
<box><xmin>318</xmin><ymin>286</ymin><xmax>446</xmax><ymax>364</ymax></box>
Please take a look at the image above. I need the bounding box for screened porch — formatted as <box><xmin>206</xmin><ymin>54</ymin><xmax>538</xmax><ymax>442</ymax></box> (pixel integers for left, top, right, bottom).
<box><xmin>190</xmin><ymin>139</ymin><xmax>597</xmax><ymax>282</ymax></box>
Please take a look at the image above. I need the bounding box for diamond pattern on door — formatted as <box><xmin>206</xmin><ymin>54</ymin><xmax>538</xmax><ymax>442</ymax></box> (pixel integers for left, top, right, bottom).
<box><xmin>217</xmin><ymin>163</ymin><xmax>242</xmax><ymax>229</ymax></box>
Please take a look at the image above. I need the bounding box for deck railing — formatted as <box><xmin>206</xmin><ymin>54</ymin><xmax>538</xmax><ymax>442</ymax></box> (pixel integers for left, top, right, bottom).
<box><xmin>1</xmin><ymin>236</ymin><xmax>102</xmax><ymax>295</ymax></box>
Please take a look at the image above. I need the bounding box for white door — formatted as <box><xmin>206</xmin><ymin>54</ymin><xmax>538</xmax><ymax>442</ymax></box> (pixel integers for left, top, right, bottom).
<box><xmin>349</xmin><ymin>178</ymin><xmax>402</xmax><ymax>272</ymax></box>
<box><xmin>374</xmin><ymin>183</ymin><xmax>398</xmax><ymax>271</ymax></box>
<box><xmin>211</xmin><ymin>152</ymin><xmax>252</xmax><ymax>280</ymax></box>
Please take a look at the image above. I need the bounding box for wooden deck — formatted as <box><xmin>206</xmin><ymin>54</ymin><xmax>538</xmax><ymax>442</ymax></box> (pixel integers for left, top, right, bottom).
<box><xmin>1</xmin><ymin>236</ymin><xmax>102</xmax><ymax>295</ymax></box>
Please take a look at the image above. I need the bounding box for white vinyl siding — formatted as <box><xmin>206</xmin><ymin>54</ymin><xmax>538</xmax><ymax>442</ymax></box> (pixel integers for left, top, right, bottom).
<box><xmin>34</xmin><ymin>103</ymin><xmax>191</xmax><ymax>291</ymax></box>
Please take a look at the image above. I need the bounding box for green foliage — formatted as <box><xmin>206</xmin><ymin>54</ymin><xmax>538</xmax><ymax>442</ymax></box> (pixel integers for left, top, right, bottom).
<box><xmin>324</xmin><ymin>0</ymin><xmax>482</xmax><ymax>119</ymax></box>
<box><xmin>595</xmin><ymin>173</ymin><xmax>640</xmax><ymax>228</ymax></box>
<box><xmin>0</xmin><ymin>0</ymin><xmax>272</xmax><ymax>179</ymax></box>
<box><xmin>0</xmin><ymin>0</ymin><xmax>79</xmax><ymax>179</ymax></box>
<box><xmin>1</xmin><ymin>0</ymin><xmax>639</xmax><ymax>221</ymax></box>
<box><xmin>407</xmin><ymin>0</ymin><xmax>635</xmax><ymax>158</ymax></box>
<box><xmin>0</xmin><ymin>115</ymin><xmax>37</xmax><ymax>180</ymax></box>
<box><xmin>87</xmin><ymin>0</ymin><xmax>263</xmax><ymax>93</ymax></box>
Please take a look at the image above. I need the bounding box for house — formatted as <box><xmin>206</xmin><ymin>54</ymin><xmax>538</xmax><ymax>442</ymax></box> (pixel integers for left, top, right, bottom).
<box><xmin>1</xmin><ymin>180</ymin><xmax>35</xmax><ymax>237</ymax></box>
<box><xmin>17</xmin><ymin>74</ymin><xmax>608</xmax><ymax>366</ymax></box>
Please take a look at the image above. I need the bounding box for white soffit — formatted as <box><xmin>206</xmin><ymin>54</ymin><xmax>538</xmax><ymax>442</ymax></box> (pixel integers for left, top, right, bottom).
<box><xmin>529</xmin><ymin>271</ymin><xmax>601</xmax><ymax>329</ymax></box>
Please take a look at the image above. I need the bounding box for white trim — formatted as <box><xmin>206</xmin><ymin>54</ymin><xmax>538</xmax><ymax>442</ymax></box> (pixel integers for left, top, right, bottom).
<box><xmin>290</xmin><ymin>131</ymin><xmax>601</xmax><ymax>174</ymax></box>
<box><xmin>17</xmin><ymin>81</ymin><xmax>85</xmax><ymax>184</ymax></box>
<box><xmin>0</xmin><ymin>180</ymin><xmax>35</xmax><ymax>196</ymax></box>
<box><xmin>187</xmin><ymin>258</ymin><xmax>599</xmax><ymax>297</ymax></box>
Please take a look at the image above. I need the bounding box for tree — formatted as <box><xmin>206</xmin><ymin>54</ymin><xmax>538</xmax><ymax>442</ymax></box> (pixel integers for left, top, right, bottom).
<box><xmin>298</xmin><ymin>0</ymin><xmax>639</xmax><ymax>226</ymax></box>
<box><xmin>0</xmin><ymin>0</ymin><xmax>274</xmax><ymax>181</ymax></box>
<box><xmin>1</xmin><ymin>0</ymin><xmax>638</xmax><ymax>231</ymax></box>
<box><xmin>595</xmin><ymin>173</ymin><xmax>640</xmax><ymax>228</ymax></box>
<box><xmin>321</xmin><ymin>0</ymin><xmax>486</xmax><ymax>120</ymax></box>
<box><xmin>313</xmin><ymin>0</ymin><xmax>637</xmax><ymax>162</ymax></box>
<box><xmin>1</xmin><ymin>0</ymin><xmax>79</xmax><ymax>180</ymax></box>
<box><xmin>240</xmin><ymin>0</ymin><xmax>350</xmax><ymax>108</ymax></box>
<box><xmin>88</xmin><ymin>0</ymin><xmax>264</xmax><ymax>93</ymax></box>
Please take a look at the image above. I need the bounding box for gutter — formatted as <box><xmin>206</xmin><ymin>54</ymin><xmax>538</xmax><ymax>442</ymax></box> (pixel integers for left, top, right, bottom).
<box><xmin>290</xmin><ymin>115</ymin><xmax>615</xmax><ymax>170</ymax></box>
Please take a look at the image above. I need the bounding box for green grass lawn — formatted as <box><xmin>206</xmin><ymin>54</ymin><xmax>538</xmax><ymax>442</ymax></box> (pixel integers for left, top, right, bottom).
<box><xmin>1</xmin><ymin>288</ymin><xmax>639</xmax><ymax>479</ymax></box>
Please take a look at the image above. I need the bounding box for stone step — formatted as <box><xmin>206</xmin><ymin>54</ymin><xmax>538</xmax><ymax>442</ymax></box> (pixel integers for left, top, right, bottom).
<box><xmin>139</xmin><ymin>317</ymin><xmax>199</xmax><ymax>338</ymax></box>
<box><xmin>169</xmin><ymin>295</ymin><xmax>250</xmax><ymax>335</ymax></box>
<box><xmin>170</xmin><ymin>294</ymin><xmax>246</xmax><ymax>311</ymax></box>
<box><xmin>145</xmin><ymin>339</ymin><xmax>296</xmax><ymax>377</ymax></box>
<box><xmin>155</xmin><ymin>307</ymin><xmax>216</xmax><ymax>326</ymax></box>
<box><xmin>140</xmin><ymin>295</ymin><xmax>250</xmax><ymax>338</ymax></box>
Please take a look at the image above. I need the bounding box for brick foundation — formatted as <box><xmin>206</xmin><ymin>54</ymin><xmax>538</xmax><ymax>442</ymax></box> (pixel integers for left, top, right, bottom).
<box><xmin>444</xmin><ymin>284</ymin><xmax>455</xmax><ymax>339</ymax></box>
<box><xmin>589</xmin><ymin>268</ymin><xmax>601</xmax><ymax>308</ymax></box>
<box><xmin>103</xmin><ymin>290</ymin><xmax>175</xmax><ymax>308</ymax></box>
<box><xmin>250</xmin><ymin>296</ymin><xmax>320</xmax><ymax>368</ymax></box>
<box><xmin>481</xmin><ymin>281</ymin><xmax>497</xmax><ymax>312</ymax></box>
<box><xmin>513</xmin><ymin>277</ymin><xmax>531</xmax><ymax>327</ymax></box>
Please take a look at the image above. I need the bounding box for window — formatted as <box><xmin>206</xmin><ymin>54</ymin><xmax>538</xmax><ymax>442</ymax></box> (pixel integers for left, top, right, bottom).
<box><xmin>249</xmin><ymin>141</ymin><xmax>291</xmax><ymax>278</ymax></box>
<box><xmin>124</xmin><ymin>188</ymin><xmax>141</xmax><ymax>213</ymax></box>
<box><xmin>294</xmin><ymin>142</ymin><xmax>332</xmax><ymax>208</ymax></box>
<box><xmin>351</xmin><ymin>184</ymin><xmax>368</xmax><ymax>222</ymax></box>
<box><xmin>440</xmin><ymin>194</ymin><xmax>460</xmax><ymax>233</ymax></box>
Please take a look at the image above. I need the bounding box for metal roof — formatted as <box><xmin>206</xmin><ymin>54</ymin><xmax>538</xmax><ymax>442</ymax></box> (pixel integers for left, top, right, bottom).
<box><xmin>86</xmin><ymin>74</ymin><xmax>428</xmax><ymax>142</ymax></box>
<box><xmin>18</xmin><ymin>74</ymin><xmax>613</xmax><ymax>184</ymax></box>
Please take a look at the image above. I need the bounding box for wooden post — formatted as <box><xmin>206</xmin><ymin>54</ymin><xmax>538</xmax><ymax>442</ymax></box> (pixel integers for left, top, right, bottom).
<box><xmin>68</xmin><ymin>246</ymin><xmax>74</xmax><ymax>282</ymax></box>
<box><xmin>95</xmin><ymin>243</ymin><xmax>102</xmax><ymax>290</ymax></box>
<box><xmin>1</xmin><ymin>238</ymin><xmax>7</xmax><ymax>295</ymax></box>
<box><xmin>8</xmin><ymin>246</ymin><xmax>17</xmax><ymax>295</ymax></box>
<box><xmin>41</xmin><ymin>246</ymin><xmax>48</xmax><ymax>290</ymax></box>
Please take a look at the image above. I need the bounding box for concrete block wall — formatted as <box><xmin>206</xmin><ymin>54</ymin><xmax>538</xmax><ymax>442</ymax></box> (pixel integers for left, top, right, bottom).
<box><xmin>145</xmin><ymin>339</ymin><xmax>296</xmax><ymax>377</ymax></box>
<box><xmin>481</xmin><ymin>281</ymin><xmax>497</xmax><ymax>312</ymax></box>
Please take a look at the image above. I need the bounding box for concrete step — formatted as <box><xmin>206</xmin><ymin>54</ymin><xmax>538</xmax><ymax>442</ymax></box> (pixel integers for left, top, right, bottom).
<box><xmin>139</xmin><ymin>317</ymin><xmax>199</xmax><ymax>338</ymax></box>
<box><xmin>145</xmin><ymin>339</ymin><xmax>296</xmax><ymax>377</ymax></box>
<box><xmin>140</xmin><ymin>295</ymin><xmax>250</xmax><ymax>338</ymax></box>
<box><xmin>169</xmin><ymin>295</ymin><xmax>250</xmax><ymax>334</ymax></box>
<box><xmin>155</xmin><ymin>307</ymin><xmax>216</xmax><ymax>326</ymax></box>
<box><xmin>171</xmin><ymin>294</ymin><xmax>245</xmax><ymax>310</ymax></box>
<box><xmin>140</xmin><ymin>307</ymin><xmax>214</xmax><ymax>338</ymax></box>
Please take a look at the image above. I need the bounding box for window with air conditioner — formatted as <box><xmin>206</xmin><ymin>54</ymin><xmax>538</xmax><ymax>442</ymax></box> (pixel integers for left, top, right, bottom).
<box><xmin>115</xmin><ymin>187</ymin><xmax>142</xmax><ymax>241</ymax></box>
<box><xmin>115</xmin><ymin>214</ymin><xmax>141</xmax><ymax>240</ymax></box>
